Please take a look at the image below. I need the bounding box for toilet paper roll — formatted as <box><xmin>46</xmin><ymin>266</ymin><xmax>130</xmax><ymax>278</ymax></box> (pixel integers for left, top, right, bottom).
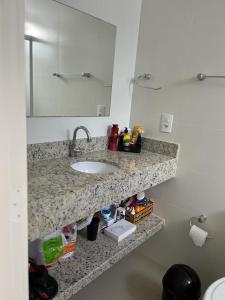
<box><xmin>189</xmin><ymin>225</ymin><xmax>208</xmax><ymax>247</ymax></box>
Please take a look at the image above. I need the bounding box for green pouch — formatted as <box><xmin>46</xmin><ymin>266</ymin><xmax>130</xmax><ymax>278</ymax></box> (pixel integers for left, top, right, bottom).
<box><xmin>43</xmin><ymin>234</ymin><xmax>63</xmax><ymax>265</ymax></box>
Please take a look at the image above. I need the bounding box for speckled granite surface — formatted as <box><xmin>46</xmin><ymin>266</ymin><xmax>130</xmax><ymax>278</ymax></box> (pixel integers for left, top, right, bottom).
<box><xmin>49</xmin><ymin>214</ymin><xmax>164</xmax><ymax>300</ymax></box>
<box><xmin>28</xmin><ymin>147</ymin><xmax>178</xmax><ymax>241</ymax></box>
<box><xmin>142</xmin><ymin>137</ymin><xmax>179</xmax><ymax>158</ymax></box>
<box><xmin>27</xmin><ymin>136</ymin><xmax>107</xmax><ymax>162</ymax></box>
<box><xmin>27</xmin><ymin>136</ymin><xmax>179</xmax><ymax>162</ymax></box>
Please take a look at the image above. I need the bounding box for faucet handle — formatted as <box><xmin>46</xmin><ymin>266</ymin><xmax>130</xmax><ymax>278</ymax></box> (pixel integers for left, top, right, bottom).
<box><xmin>69</xmin><ymin>144</ymin><xmax>81</xmax><ymax>157</ymax></box>
<box><xmin>74</xmin><ymin>149</ymin><xmax>82</xmax><ymax>154</ymax></box>
<box><xmin>71</xmin><ymin>149</ymin><xmax>82</xmax><ymax>157</ymax></box>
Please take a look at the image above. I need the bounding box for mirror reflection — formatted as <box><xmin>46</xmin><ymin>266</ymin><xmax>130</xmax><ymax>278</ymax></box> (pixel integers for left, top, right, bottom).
<box><xmin>25</xmin><ymin>0</ymin><xmax>117</xmax><ymax>117</ymax></box>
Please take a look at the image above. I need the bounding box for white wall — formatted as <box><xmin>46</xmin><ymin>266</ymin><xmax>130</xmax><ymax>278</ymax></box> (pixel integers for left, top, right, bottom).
<box><xmin>0</xmin><ymin>0</ymin><xmax>28</xmax><ymax>299</ymax></box>
<box><xmin>27</xmin><ymin>0</ymin><xmax>142</xmax><ymax>143</ymax></box>
<box><xmin>131</xmin><ymin>0</ymin><xmax>225</xmax><ymax>289</ymax></box>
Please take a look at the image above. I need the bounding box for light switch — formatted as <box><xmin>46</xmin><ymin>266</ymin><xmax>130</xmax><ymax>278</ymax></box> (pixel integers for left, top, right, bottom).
<box><xmin>160</xmin><ymin>113</ymin><xmax>174</xmax><ymax>133</ymax></box>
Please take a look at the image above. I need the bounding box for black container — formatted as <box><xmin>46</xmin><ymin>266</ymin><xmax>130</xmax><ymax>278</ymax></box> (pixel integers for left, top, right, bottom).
<box><xmin>162</xmin><ymin>264</ymin><xmax>201</xmax><ymax>300</ymax></box>
<box><xmin>87</xmin><ymin>217</ymin><xmax>100</xmax><ymax>241</ymax></box>
<box><xmin>118</xmin><ymin>133</ymin><xmax>142</xmax><ymax>153</ymax></box>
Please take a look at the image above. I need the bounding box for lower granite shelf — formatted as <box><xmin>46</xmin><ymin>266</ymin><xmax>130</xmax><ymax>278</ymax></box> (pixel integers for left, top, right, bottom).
<box><xmin>50</xmin><ymin>214</ymin><xmax>165</xmax><ymax>300</ymax></box>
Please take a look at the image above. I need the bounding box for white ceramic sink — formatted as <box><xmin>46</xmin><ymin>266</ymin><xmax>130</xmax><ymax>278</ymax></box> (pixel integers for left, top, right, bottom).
<box><xmin>71</xmin><ymin>161</ymin><xmax>118</xmax><ymax>174</ymax></box>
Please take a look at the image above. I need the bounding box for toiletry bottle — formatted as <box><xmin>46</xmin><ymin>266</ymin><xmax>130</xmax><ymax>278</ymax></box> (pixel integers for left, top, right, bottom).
<box><xmin>133</xmin><ymin>132</ymin><xmax>142</xmax><ymax>153</ymax></box>
<box><xmin>131</xmin><ymin>126</ymin><xmax>143</xmax><ymax>144</ymax></box>
<box><xmin>123</xmin><ymin>128</ymin><xmax>131</xmax><ymax>151</ymax></box>
<box><xmin>118</xmin><ymin>129</ymin><xmax>124</xmax><ymax>151</ymax></box>
<box><xmin>137</xmin><ymin>191</ymin><xmax>145</xmax><ymax>200</ymax></box>
<box><xmin>130</xmin><ymin>126</ymin><xmax>142</xmax><ymax>153</ymax></box>
<box><xmin>108</xmin><ymin>124</ymin><xmax>119</xmax><ymax>151</ymax></box>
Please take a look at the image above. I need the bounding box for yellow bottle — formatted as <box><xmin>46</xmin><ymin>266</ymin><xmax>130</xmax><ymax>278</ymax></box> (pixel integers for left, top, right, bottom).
<box><xmin>131</xmin><ymin>126</ymin><xmax>143</xmax><ymax>144</ymax></box>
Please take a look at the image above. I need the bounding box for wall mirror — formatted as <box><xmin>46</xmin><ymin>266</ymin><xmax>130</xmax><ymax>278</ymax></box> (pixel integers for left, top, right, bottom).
<box><xmin>25</xmin><ymin>0</ymin><xmax>117</xmax><ymax>117</ymax></box>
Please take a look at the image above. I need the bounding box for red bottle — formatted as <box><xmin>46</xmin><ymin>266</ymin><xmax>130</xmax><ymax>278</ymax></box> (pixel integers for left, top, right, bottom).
<box><xmin>108</xmin><ymin>124</ymin><xmax>119</xmax><ymax>151</ymax></box>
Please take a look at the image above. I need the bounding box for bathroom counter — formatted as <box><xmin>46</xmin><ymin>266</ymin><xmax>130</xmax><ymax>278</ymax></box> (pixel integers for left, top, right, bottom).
<box><xmin>28</xmin><ymin>141</ymin><xmax>178</xmax><ymax>240</ymax></box>
<box><xmin>50</xmin><ymin>214</ymin><xmax>165</xmax><ymax>300</ymax></box>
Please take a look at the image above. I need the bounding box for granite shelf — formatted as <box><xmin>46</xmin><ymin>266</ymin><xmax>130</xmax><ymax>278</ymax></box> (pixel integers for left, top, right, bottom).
<box><xmin>50</xmin><ymin>214</ymin><xmax>165</xmax><ymax>300</ymax></box>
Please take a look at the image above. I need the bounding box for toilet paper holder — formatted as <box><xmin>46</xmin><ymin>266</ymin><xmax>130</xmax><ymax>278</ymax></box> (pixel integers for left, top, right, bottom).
<box><xmin>190</xmin><ymin>215</ymin><xmax>213</xmax><ymax>239</ymax></box>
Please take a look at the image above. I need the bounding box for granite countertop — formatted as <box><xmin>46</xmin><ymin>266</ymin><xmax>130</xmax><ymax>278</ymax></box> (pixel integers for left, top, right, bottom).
<box><xmin>50</xmin><ymin>214</ymin><xmax>165</xmax><ymax>300</ymax></box>
<box><xmin>28</xmin><ymin>147</ymin><xmax>178</xmax><ymax>241</ymax></box>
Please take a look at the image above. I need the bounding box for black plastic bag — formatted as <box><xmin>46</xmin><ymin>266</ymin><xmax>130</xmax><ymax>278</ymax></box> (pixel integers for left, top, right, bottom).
<box><xmin>29</xmin><ymin>259</ymin><xmax>58</xmax><ymax>300</ymax></box>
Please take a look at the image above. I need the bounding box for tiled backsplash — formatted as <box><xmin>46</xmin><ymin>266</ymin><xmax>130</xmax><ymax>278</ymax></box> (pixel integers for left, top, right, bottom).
<box><xmin>142</xmin><ymin>137</ymin><xmax>179</xmax><ymax>158</ymax></box>
<box><xmin>27</xmin><ymin>136</ymin><xmax>179</xmax><ymax>162</ymax></box>
<box><xmin>27</xmin><ymin>136</ymin><xmax>108</xmax><ymax>162</ymax></box>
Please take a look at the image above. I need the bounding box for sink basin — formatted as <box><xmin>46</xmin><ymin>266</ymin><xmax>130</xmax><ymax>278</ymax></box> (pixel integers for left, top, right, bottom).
<box><xmin>71</xmin><ymin>161</ymin><xmax>118</xmax><ymax>174</ymax></box>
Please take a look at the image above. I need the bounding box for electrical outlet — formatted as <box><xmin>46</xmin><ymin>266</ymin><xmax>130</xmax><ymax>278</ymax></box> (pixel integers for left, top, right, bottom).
<box><xmin>97</xmin><ymin>105</ymin><xmax>106</xmax><ymax>117</ymax></box>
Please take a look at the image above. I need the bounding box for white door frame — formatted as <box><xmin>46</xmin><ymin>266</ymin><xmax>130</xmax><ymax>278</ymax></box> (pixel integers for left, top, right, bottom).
<box><xmin>0</xmin><ymin>0</ymin><xmax>28</xmax><ymax>299</ymax></box>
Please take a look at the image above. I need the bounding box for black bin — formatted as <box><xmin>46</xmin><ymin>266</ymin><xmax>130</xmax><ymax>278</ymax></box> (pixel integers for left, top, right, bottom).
<box><xmin>162</xmin><ymin>264</ymin><xmax>201</xmax><ymax>300</ymax></box>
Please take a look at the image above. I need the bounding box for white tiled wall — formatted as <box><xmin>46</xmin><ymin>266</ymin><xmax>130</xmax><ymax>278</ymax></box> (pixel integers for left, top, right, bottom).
<box><xmin>130</xmin><ymin>0</ymin><xmax>225</xmax><ymax>289</ymax></box>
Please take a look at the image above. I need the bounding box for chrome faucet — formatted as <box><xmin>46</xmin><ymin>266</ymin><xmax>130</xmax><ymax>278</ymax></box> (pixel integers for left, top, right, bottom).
<box><xmin>70</xmin><ymin>126</ymin><xmax>92</xmax><ymax>157</ymax></box>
